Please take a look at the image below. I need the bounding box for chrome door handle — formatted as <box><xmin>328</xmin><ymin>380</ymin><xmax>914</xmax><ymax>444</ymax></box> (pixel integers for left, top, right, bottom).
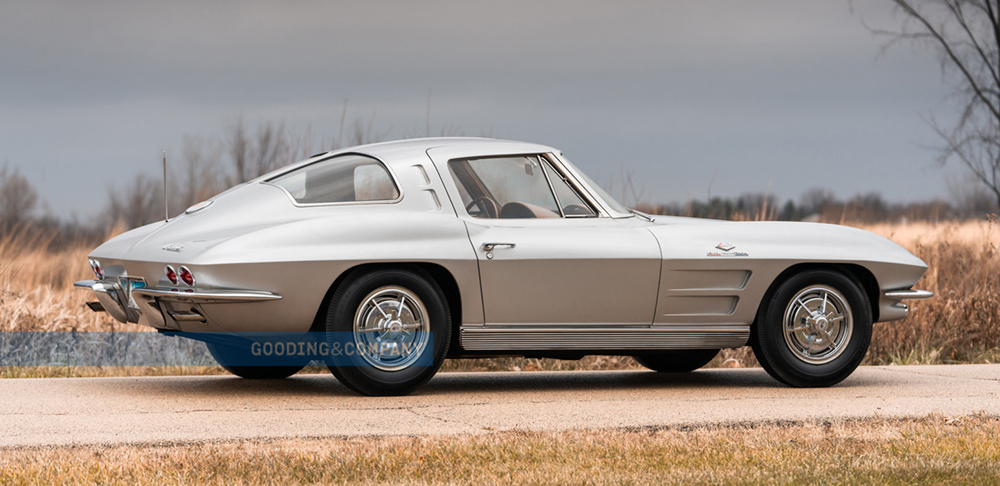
<box><xmin>482</xmin><ymin>242</ymin><xmax>516</xmax><ymax>251</ymax></box>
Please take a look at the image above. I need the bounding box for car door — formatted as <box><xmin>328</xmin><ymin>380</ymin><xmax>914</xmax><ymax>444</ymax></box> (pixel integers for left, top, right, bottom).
<box><xmin>429</xmin><ymin>148</ymin><xmax>661</xmax><ymax>327</ymax></box>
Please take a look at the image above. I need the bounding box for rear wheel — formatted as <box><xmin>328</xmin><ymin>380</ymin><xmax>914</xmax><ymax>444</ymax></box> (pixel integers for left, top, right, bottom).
<box><xmin>206</xmin><ymin>342</ymin><xmax>305</xmax><ymax>379</ymax></box>
<box><xmin>633</xmin><ymin>349</ymin><xmax>719</xmax><ymax>373</ymax></box>
<box><xmin>325</xmin><ymin>267</ymin><xmax>451</xmax><ymax>396</ymax></box>
<box><xmin>751</xmin><ymin>268</ymin><xmax>872</xmax><ymax>387</ymax></box>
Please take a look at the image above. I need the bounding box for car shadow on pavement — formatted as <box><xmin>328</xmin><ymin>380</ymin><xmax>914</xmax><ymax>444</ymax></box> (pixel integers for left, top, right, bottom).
<box><xmin>93</xmin><ymin>367</ymin><xmax>882</xmax><ymax>399</ymax></box>
<box><xmin>422</xmin><ymin>369</ymin><xmax>781</xmax><ymax>395</ymax></box>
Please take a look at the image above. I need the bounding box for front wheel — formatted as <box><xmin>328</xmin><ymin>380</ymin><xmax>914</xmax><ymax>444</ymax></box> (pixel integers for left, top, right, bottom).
<box><xmin>751</xmin><ymin>269</ymin><xmax>872</xmax><ymax>387</ymax></box>
<box><xmin>633</xmin><ymin>349</ymin><xmax>719</xmax><ymax>373</ymax></box>
<box><xmin>325</xmin><ymin>267</ymin><xmax>451</xmax><ymax>396</ymax></box>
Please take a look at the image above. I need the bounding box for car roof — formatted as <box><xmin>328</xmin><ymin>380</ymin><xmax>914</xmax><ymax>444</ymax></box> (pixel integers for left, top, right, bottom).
<box><xmin>320</xmin><ymin>137</ymin><xmax>558</xmax><ymax>163</ymax></box>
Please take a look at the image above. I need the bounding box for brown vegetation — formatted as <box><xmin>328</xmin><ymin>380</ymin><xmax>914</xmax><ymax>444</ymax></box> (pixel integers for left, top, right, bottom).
<box><xmin>1</xmin><ymin>414</ymin><xmax>997</xmax><ymax>484</ymax></box>
<box><xmin>863</xmin><ymin>217</ymin><xmax>1000</xmax><ymax>364</ymax></box>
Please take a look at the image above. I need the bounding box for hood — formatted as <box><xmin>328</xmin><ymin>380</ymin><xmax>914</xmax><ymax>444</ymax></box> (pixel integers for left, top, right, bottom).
<box><xmin>646</xmin><ymin>217</ymin><xmax>927</xmax><ymax>269</ymax></box>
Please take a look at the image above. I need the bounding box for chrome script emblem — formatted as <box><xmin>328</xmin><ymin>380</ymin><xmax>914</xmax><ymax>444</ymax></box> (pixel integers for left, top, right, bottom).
<box><xmin>162</xmin><ymin>243</ymin><xmax>184</xmax><ymax>252</ymax></box>
<box><xmin>715</xmin><ymin>242</ymin><xmax>736</xmax><ymax>252</ymax></box>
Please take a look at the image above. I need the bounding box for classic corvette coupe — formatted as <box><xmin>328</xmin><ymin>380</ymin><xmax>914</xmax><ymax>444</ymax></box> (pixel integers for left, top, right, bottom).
<box><xmin>77</xmin><ymin>137</ymin><xmax>932</xmax><ymax>395</ymax></box>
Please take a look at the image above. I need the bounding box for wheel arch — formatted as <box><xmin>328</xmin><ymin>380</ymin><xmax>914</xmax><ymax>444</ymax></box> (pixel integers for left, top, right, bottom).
<box><xmin>309</xmin><ymin>262</ymin><xmax>463</xmax><ymax>342</ymax></box>
<box><xmin>751</xmin><ymin>262</ymin><xmax>880</xmax><ymax>335</ymax></box>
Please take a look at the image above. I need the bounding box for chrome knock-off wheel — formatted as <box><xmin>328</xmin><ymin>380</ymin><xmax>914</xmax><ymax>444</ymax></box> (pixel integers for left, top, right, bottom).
<box><xmin>326</xmin><ymin>268</ymin><xmax>451</xmax><ymax>396</ymax></box>
<box><xmin>353</xmin><ymin>286</ymin><xmax>430</xmax><ymax>371</ymax></box>
<box><xmin>782</xmin><ymin>285</ymin><xmax>853</xmax><ymax>365</ymax></box>
<box><xmin>750</xmin><ymin>269</ymin><xmax>872</xmax><ymax>388</ymax></box>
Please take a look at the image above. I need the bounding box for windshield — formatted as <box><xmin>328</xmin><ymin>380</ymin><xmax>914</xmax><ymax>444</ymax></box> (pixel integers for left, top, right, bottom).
<box><xmin>557</xmin><ymin>155</ymin><xmax>631</xmax><ymax>216</ymax></box>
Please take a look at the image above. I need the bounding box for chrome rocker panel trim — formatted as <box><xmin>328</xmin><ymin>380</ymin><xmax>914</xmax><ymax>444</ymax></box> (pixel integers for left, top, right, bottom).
<box><xmin>459</xmin><ymin>325</ymin><xmax>750</xmax><ymax>351</ymax></box>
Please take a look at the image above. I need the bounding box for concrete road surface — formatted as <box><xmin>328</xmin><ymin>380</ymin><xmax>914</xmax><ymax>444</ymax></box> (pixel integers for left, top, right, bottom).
<box><xmin>1</xmin><ymin>365</ymin><xmax>998</xmax><ymax>448</ymax></box>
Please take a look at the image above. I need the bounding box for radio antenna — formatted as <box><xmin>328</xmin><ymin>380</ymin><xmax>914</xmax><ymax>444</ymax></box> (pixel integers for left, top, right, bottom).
<box><xmin>163</xmin><ymin>151</ymin><xmax>169</xmax><ymax>222</ymax></box>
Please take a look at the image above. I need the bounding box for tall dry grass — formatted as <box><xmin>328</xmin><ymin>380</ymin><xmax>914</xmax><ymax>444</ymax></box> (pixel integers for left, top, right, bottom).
<box><xmin>855</xmin><ymin>216</ymin><xmax>1000</xmax><ymax>364</ymax></box>
<box><xmin>0</xmin><ymin>227</ymin><xmax>132</xmax><ymax>334</ymax></box>
<box><xmin>0</xmin><ymin>218</ymin><xmax>997</xmax><ymax>375</ymax></box>
<box><xmin>3</xmin><ymin>415</ymin><xmax>998</xmax><ymax>484</ymax></box>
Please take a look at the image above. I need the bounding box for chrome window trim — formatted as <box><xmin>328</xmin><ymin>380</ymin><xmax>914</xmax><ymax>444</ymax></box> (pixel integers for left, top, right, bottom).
<box><xmin>261</xmin><ymin>152</ymin><xmax>405</xmax><ymax>208</ymax></box>
<box><xmin>538</xmin><ymin>154</ymin><xmax>599</xmax><ymax>219</ymax></box>
<box><xmin>537</xmin><ymin>155</ymin><xmax>566</xmax><ymax>218</ymax></box>
<box><xmin>444</xmin><ymin>152</ymin><xmax>608</xmax><ymax>220</ymax></box>
<box><xmin>549</xmin><ymin>151</ymin><xmax>631</xmax><ymax>218</ymax></box>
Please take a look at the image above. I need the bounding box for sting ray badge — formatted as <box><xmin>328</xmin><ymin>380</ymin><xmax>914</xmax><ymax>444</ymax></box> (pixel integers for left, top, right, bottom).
<box><xmin>707</xmin><ymin>242</ymin><xmax>748</xmax><ymax>257</ymax></box>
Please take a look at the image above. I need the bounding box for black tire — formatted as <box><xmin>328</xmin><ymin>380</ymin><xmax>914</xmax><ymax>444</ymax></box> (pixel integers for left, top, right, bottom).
<box><xmin>325</xmin><ymin>267</ymin><xmax>451</xmax><ymax>396</ymax></box>
<box><xmin>633</xmin><ymin>349</ymin><xmax>720</xmax><ymax>373</ymax></box>
<box><xmin>750</xmin><ymin>268</ymin><xmax>872</xmax><ymax>387</ymax></box>
<box><xmin>206</xmin><ymin>341</ymin><xmax>305</xmax><ymax>379</ymax></box>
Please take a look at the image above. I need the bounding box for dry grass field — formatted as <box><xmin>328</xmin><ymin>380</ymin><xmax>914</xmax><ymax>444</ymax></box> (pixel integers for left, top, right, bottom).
<box><xmin>1</xmin><ymin>414</ymin><xmax>997</xmax><ymax>485</ymax></box>
<box><xmin>0</xmin><ymin>218</ymin><xmax>997</xmax><ymax>375</ymax></box>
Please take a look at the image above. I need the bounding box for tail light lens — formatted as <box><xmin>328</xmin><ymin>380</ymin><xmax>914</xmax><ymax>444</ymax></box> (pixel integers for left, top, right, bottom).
<box><xmin>178</xmin><ymin>266</ymin><xmax>195</xmax><ymax>286</ymax></box>
<box><xmin>165</xmin><ymin>265</ymin><xmax>178</xmax><ymax>285</ymax></box>
<box><xmin>88</xmin><ymin>259</ymin><xmax>104</xmax><ymax>280</ymax></box>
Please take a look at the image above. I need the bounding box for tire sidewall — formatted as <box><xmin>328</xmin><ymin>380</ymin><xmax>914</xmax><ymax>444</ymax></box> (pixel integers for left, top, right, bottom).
<box><xmin>757</xmin><ymin>269</ymin><xmax>872</xmax><ymax>387</ymax></box>
<box><xmin>326</xmin><ymin>268</ymin><xmax>451</xmax><ymax>395</ymax></box>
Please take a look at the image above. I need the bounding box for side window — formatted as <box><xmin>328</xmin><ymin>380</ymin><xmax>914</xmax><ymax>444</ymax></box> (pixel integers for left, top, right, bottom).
<box><xmin>448</xmin><ymin>155</ymin><xmax>595</xmax><ymax>219</ymax></box>
<box><xmin>268</xmin><ymin>154</ymin><xmax>399</xmax><ymax>204</ymax></box>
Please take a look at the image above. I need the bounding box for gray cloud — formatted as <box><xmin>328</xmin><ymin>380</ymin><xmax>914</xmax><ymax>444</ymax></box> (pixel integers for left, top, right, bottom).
<box><xmin>0</xmin><ymin>0</ymin><xmax>960</xmax><ymax>218</ymax></box>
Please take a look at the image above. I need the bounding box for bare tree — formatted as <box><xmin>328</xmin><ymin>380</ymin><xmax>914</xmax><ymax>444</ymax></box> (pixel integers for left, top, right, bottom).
<box><xmin>347</xmin><ymin>111</ymin><xmax>391</xmax><ymax>147</ymax></box>
<box><xmin>735</xmin><ymin>192</ymin><xmax>778</xmax><ymax>221</ymax></box>
<box><xmin>225</xmin><ymin>118</ymin><xmax>290</xmax><ymax>184</ymax></box>
<box><xmin>0</xmin><ymin>163</ymin><xmax>39</xmax><ymax>227</ymax></box>
<box><xmin>176</xmin><ymin>135</ymin><xmax>223</xmax><ymax>212</ymax></box>
<box><xmin>226</xmin><ymin>117</ymin><xmax>250</xmax><ymax>184</ymax></box>
<box><xmin>251</xmin><ymin>121</ymin><xmax>287</xmax><ymax>177</ymax></box>
<box><xmin>876</xmin><ymin>0</ymin><xmax>1000</xmax><ymax>210</ymax></box>
<box><xmin>106</xmin><ymin>173</ymin><xmax>162</xmax><ymax>229</ymax></box>
<box><xmin>800</xmin><ymin>188</ymin><xmax>837</xmax><ymax>216</ymax></box>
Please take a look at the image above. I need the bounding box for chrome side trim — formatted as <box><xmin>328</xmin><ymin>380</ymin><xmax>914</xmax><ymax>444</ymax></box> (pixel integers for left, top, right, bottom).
<box><xmin>884</xmin><ymin>289</ymin><xmax>934</xmax><ymax>300</ymax></box>
<box><xmin>131</xmin><ymin>287</ymin><xmax>282</xmax><ymax>303</ymax></box>
<box><xmin>459</xmin><ymin>326</ymin><xmax>750</xmax><ymax>351</ymax></box>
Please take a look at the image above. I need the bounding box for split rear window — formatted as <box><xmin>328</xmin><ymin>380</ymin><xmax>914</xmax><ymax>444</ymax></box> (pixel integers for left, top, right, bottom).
<box><xmin>268</xmin><ymin>154</ymin><xmax>399</xmax><ymax>204</ymax></box>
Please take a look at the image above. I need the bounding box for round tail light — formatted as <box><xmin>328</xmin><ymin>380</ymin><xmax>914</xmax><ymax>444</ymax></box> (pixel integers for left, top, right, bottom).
<box><xmin>178</xmin><ymin>266</ymin><xmax>195</xmax><ymax>286</ymax></box>
<box><xmin>165</xmin><ymin>265</ymin><xmax>178</xmax><ymax>285</ymax></box>
<box><xmin>89</xmin><ymin>259</ymin><xmax>104</xmax><ymax>280</ymax></box>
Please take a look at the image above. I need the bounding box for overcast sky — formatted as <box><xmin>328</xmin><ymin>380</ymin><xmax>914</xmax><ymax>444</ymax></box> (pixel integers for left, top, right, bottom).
<box><xmin>0</xmin><ymin>1</ymin><xmax>963</xmax><ymax>219</ymax></box>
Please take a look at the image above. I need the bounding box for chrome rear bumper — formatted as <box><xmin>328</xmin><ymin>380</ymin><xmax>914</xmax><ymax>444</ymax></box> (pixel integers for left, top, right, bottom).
<box><xmin>74</xmin><ymin>280</ymin><xmax>133</xmax><ymax>323</ymax></box>
<box><xmin>75</xmin><ymin>280</ymin><xmax>281</xmax><ymax>328</ymax></box>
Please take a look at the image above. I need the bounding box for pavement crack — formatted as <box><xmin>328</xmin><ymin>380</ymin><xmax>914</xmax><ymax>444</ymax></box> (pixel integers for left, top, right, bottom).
<box><xmin>405</xmin><ymin>407</ymin><xmax>487</xmax><ymax>432</ymax></box>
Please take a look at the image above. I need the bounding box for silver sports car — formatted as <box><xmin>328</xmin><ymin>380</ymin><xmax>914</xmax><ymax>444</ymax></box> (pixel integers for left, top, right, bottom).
<box><xmin>77</xmin><ymin>137</ymin><xmax>932</xmax><ymax>395</ymax></box>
